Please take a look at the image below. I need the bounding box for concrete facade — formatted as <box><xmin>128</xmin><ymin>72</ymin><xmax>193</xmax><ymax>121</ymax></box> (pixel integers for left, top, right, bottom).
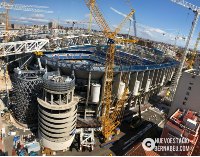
<box><xmin>64</xmin><ymin>66</ymin><xmax>176</xmax><ymax>119</ymax></box>
<box><xmin>194</xmin><ymin>53</ymin><xmax>200</xmax><ymax>72</ymax></box>
<box><xmin>169</xmin><ymin>69</ymin><xmax>200</xmax><ymax>116</ymax></box>
<box><xmin>38</xmin><ymin>72</ymin><xmax>78</xmax><ymax>151</ymax></box>
<box><xmin>41</xmin><ymin>49</ymin><xmax>179</xmax><ymax>119</ymax></box>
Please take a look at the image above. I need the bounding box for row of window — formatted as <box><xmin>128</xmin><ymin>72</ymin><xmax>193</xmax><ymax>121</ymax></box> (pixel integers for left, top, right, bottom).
<box><xmin>182</xmin><ymin>82</ymin><xmax>193</xmax><ymax>105</ymax></box>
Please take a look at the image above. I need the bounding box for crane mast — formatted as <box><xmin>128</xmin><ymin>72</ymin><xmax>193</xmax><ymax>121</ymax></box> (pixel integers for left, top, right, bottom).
<box><xmin>169</xmin><ymin>0</ymin><xmax>200</xmax><ymax>100</ymax></box>
<box><xmin>188</xmin><ymin>32</ymin><xmax>200</xmax><ymax>69</ymax></box>
<box><xmin>2</xmin><ymin>0</ymin><xmax>14</xmax><ymax>41</ymax></box>
<box><xmin>85</xmin><ymin>0</ymin><xmax>137</xmax><ymax>141</ymax></box>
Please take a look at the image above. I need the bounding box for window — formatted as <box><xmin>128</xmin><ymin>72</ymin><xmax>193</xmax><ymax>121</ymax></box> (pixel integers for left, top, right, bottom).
<box><xmin>184</xmin><ymin>97</ymin><xmax>188</xmax><ymax>101</ymax></box>
<box><xmin>188</xmin><ymin>86</ymin><xmax>192</xmax><ymax>90</ymax></box>
<box><xmin>189</xmin><ymin>82</ymin><xmax>194</xmax><ymax>85</ymax></box>
<box><xmin>183</xmin><ymin>101</ymin><xmax>186</xmax><ymax>105</ymax></box>
<box><xmin>186</xmin><ymin>92</ymin><xmax>190</xmax><ymax>96</ymax></box>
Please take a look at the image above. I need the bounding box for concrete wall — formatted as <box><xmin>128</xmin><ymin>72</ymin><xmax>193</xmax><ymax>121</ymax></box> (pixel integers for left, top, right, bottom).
<box><xmin>79</xmin><ymin>67</ymin><xmax>177</xmax><ymax>118</ymax></box>
<box><xmin>169</xmin><ymin>69</ymin><xmax>200</xmax><ymax>116</ymax></box>
<box><xmin>46</xmin><ymin>63</ymin><xmax>178</xmax><ymax>119</ymax></box>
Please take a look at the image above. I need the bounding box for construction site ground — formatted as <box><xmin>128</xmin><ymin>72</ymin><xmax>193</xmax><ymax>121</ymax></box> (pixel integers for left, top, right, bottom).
<box><xmin>0</xmin><ymin>95</ymin><xmax>166</xmax><ymax>156</ymax></box>
<box><xmin>1</xmin><ymin>108</ymin><xmax>165</xmax><ymax>156</ymax></box>
<box><xmin>51</xmin><ymin>108</ymin><xmax>165</xmax><ymax>156</ymax></box>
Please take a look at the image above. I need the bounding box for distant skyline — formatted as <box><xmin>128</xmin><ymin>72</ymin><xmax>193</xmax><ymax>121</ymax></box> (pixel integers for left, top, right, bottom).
<box><xmin>2</xmin><ymin>0</ymin><xmax>200</xmax><ymax>48</ymax></box>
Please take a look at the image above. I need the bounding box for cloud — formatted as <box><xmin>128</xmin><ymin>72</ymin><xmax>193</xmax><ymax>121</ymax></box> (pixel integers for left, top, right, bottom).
<box><xmin>110</xmin><ymin>7</ymin><xmax>133</xmax><ymax>21</ymax></box>
<box><xmin>11</xmin><ymin>19</ymin><xmax>31</xmax><ymax>24</ymax></box>
<box><xmin>31</xmin><ymin>13</ymin><xmax>45</xmax><ymax>19</ymax></box>
<box><xmin>65</xmin><ymin>19</ymin><xmax>79</xmax><ymax>23</ymax></box>
<box><xmin>12</xmin><ymin>16</ymin><xmax>49</xmax><ymax>24</ymax></box>
<box><xmin>109</xmin><ymin>6</ymin><xmax>193</xmax><ymax>47</ymax></box>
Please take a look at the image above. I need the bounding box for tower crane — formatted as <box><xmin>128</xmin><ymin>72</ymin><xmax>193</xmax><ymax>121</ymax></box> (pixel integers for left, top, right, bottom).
<box><xmin>85</xmin><ymin>0</ymin><xmax>137</xmax><ymax>141</ymax></box>
<box><xmin>2</xmin><ymin>0</ymin><xmax>14</xmax><ymax>33</ymax></box>
<box><xmin>125</xmin><ymin>0</ymin><xmax>137</xmax><ymax>37</ymax></box>
<box><xmin>169</xmin><ymin>0</ymin><xmax>200</xmax><ymax>100</ymax></box>
<box><xmin>133</xmin><ymin>14</ymin><xmax>137</xmax><ymax>37</ymax></box>
<box><xmin>187</xmin><ymin>32</ymin><xmax>200</xmax><ymax>69</ymax></box>
<box><xmin>2</xmin><ymin>0</ymin><xmax>14</xmax><ymax>41</ymax></box>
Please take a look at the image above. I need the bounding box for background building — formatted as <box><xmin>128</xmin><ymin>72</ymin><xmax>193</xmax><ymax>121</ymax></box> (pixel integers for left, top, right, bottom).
<box><xmin>48</xmin><ymin>21</ymin><xmax>58</xmax><ymax>29</ymax></box>
<box><xmin>159</xmin><ymin>109</ymin><xmax>200</xmax><ymax>156</ymax></box>
<box><xmin>169</xmin><ymin>69</ymin><xmax>200</xmax><ymax>116</ymax></box>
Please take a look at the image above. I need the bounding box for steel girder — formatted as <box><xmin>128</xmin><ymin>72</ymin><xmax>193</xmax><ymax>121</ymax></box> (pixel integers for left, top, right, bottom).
<box><xmin>0</xmin><ymin>39</ymin><xmax>49</xmax><ymax>57</ymax></box>
<box><xmin>12</xmin><ymin>70</ymin><xmax>43</xmax><ymax>126</ymax></box>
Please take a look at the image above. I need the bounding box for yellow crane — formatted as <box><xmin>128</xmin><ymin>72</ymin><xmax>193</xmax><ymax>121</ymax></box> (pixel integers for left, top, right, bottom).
<box><xmin>187</xmin><ymin>32</ymin><xmax>200</xmax><ymax>69</ymax></box>
<box><xmin>3</xmin><ymin>0</ymin><xmax>14</xmax><ymax>32</ymax></box>
<box><xmin>2</xmin><ymin>0</ymin><xmax>14</xmax><ymax>41</ymax></box>
<box><xmin>85</xmin><ymin>0</ymin><xmax>137</xmax><ymax>141</ymax></box>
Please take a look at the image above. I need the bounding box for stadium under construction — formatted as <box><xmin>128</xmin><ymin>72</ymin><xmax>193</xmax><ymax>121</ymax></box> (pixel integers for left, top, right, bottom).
<box><xmin>1</xmin><ymin>0</ymin><xmax>191</xmax><ymax>154</ymax></box>
<box><xmin>3</xmin><ymin>42</ymin><xmax>178</xmax><ymax>151</ymax></box>
<box><xmin>10</xmin><ymin>44</ymin><xmax>179</xmax><ymax>124</ymax></box>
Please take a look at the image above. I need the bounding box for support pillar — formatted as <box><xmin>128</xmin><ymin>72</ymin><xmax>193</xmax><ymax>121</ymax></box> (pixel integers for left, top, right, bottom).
<box><xmin>51</xmin><ymin>94</ymin><xmax>53</xmax><ymax>105</ymax></box>
<box><xmin>85</xmin><ymin>71</ymin><xmax>91</xmax><ymax>119</ymax></box>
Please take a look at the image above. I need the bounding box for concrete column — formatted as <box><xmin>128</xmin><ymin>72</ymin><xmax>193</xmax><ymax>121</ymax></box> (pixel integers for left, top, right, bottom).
<box><xmin>51</xmin><ymin>94</ymin><xmax>53</xmax><ymax>105</ymax></box>
<box><xmin>169</xmin><ymin>68</ymin><xmax>174</xmax><ymax>81</ymax></box>
<box><xmin>141</xmin><ymin>70</ymin><xmax>150</xmax><ymax>89</ymax></box>
<box><xmin>59</xmin><ymin>94</ymin><xmax>61</xmax><ymax>104</ymax></box>
<box><xmin>86</xmin><ymin>71</ymin><xmax>91</xmax><ymax>106</ymax></box>
<box><xmin>70</xmin><ymin>91</ymin><xmax>72</xmax><ymax>102</ymax></box>
<box><xmin>137</xmin><ymin>71</ymin><xmax>144</xmax><ymax>91</ymax></box>
<box><xmin>72</xmin><ymin>90</ymin><xmax>74</xmax><ymax>101</ymax></box>
<box><xmin>165</xmin><ymin>68</ymin><xmax>170</xmax><ymax>82</ymax></box>
<box><xmin>170</xmin><ymin>67</ymin><xmax>177</xmax><ymax>81</ymax></box>
<box><xmin>155</xmin><ymin>69</ymin><xmax>160</xmax><ymax>86</ymax></box>
<box><xmin>152</xmin><ymin>69</ymin><xmax>158</xmax><ymax>86</ymax></box>
<box><xmin>112</xmin><ymin>72</ymin><xmax>122</xmax><ymax>97</ymax></box>
<box><xmin>44</xmin><ymin>91</ymin><xmax>47</xmax><ymax>102</ymax></box>
<box><xmin>168</xmin><ymin>68</ymin><xmax>172</xmax><ymax>81</ymax></box>
<box><xmin>128</xmin><ymin>72</ymin><xmax>138</xmax><ymax>110</ymax></box>
<box><xmin>156</xmin><ymin>69</ymin><xmax>162</xmax><ymax>85</ymax></box>
<box><xmin>127</xmin><ymin>71</ymin><xmax>131</xmax><ymax>86</ymax></box>
<box><xmin>144</xmin><ymin>92</ymin><xmax>150</xmax><ymax>103</ymax></box>
<box><xmin>162</xmin><ymin>68</ymin><xmax>166</xmax><ymax>84</ymax></box>
<box><xmin>97</xmin><ymin>74</ymin><xmax>106</xmax><ymax>118</ymax></box>
<box><xmin>85</xmin><ymin>71</ymin><xmax>91</xmax><ymax>119</ymax></box>
<box><xmin>45</xmin><ymin>59</ymin><xmax>48</xmax><ymax>73</ymax></box>
<box><xmin>129</xmin><ymin>72</ymin><xmax>138</xmax><ymax>92</ymax></box>
<box><xmin>149</xmin><ymin>70</ymin><xmax>155</xmax><ymax>88</ymax></box>
<box><xmin>159</xmin><ymin>69</ymin><xmax>165</xmax><ymax>85</ymax></box>
<box><xmin>66</xmin><ymin>93</ymin><xmax>69</xmax><ymax>104</ymax></box>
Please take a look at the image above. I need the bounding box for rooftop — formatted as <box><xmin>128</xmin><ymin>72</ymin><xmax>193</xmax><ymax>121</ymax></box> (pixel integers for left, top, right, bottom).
<box><xmin>185</xmin><ymin>69</ymin><xmax>200</xmax><ymax>76</ymax></box>
<box><xmin>125</xmin><ymin>142</ymin><xmax>159</xmax><ymax>156</ymax></box>
<box><xmin>166</xmin><ymin>109</ymin><xmax>200</xmax><ymax>143</ymax></box>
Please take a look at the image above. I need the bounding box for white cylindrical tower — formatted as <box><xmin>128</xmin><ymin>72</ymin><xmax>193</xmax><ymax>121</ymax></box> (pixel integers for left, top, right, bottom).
<box><xmin>37</xmin><ymin>71</ymin><xmax>78</xmax><ymax>151</ymax></box>
<box><xmin>91</xmin><ymin>83</ymin><xmax>101</xmax><ymax>103</ymax></box>
<box><xmin>133</xmin><ymin>80</ymin><xmax>140</xmax><ymax>96</ymax></box>
<box><xmin>145</xmin><ymin>79</ymin><xmax>151</xmax><ymax>92</ymax></box>
<box><xmin>160</xmin><ymin>75</ymin><xmax>166</xmax><ymax>86</ymax></box>
<box><xmin>117</xmin><ymin>82</ymin><xmax>125</xmax><ymax>99</ymax></box>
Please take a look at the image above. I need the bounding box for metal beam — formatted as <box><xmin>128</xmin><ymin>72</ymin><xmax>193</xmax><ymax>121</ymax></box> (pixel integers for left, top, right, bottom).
<box><xmin>0</xmin><ymin>39</ymin><xmax>49</xmax><ymax>57</ymax></box>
